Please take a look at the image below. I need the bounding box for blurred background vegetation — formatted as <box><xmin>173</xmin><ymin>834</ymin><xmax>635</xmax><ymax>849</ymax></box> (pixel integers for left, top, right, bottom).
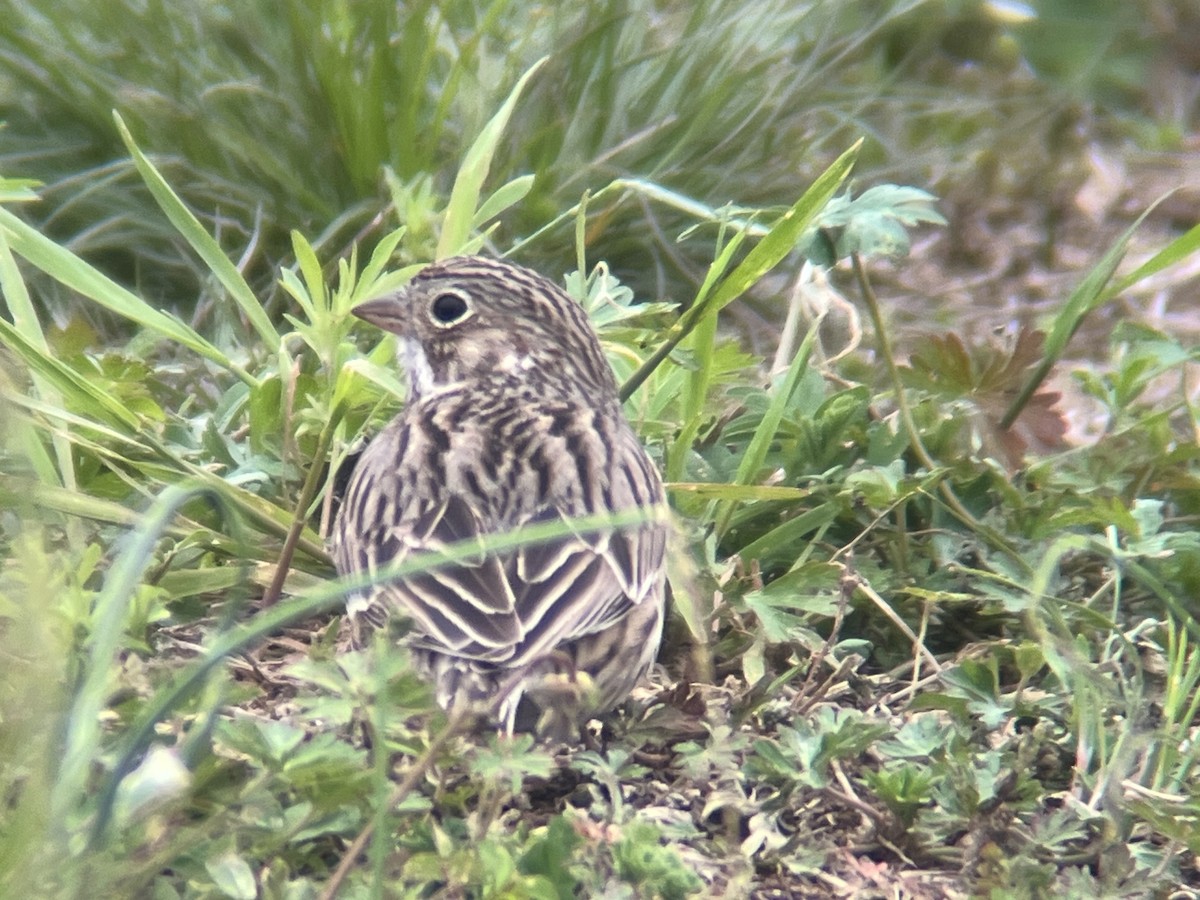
<box><xmin>2</xmin><ymin>0</ymin><xmax>1199</xmax><ymax>896</ymax></box>
<box><xmin>3</xmin><ymin>0</ymin><xmax>1193</xmax><ymax>312</ymax></box>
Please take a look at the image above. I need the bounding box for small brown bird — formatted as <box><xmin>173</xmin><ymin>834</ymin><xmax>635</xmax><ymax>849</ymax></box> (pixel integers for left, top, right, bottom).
<box><xmin>331</xmin><ymin>256</ymin><xmax>667</xmax><ymax>736</ymax></box>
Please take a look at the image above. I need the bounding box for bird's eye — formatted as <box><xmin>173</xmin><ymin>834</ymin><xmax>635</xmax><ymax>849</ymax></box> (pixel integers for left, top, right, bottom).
<box><xmin>429</xmin><ymin>290</ymin><xmax>471</xmax><ymax>326</ymax></box>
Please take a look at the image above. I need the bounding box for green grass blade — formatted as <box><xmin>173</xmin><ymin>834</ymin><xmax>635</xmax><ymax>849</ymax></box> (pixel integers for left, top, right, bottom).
<box><xmin>53</xmin><ymin>482</ymin><xmax>220</xmax><ymax>830</ymax></box>
<box><xmin>1000</xmin><ymin>203</ymin><xmax>1157</xmax><ymax>429</ymax></box>
<box><xmin>735</xmin><ymin>503</ymin><xmax>837</xmax><ymax>562</ymax></box>
<box><xmin>436</xmin><ymin>56</ymin><xmax>548</xmax><ymax>260</ymax></box>
<box><xmin>666</xmin><ymin>483</ymin><xmax>813</xmax><ymax>502</ymax></box>
<box><xmin>0</xmin><ymin>207</ymin><xmax>251</xmax><ymax>382</ymax></box>
<box><xmin>702</xmin><ymin>141</ymin><xmax>861</xmax><ymax>315</ymax></box>
<box><xmin>715</xmin><ymin>319</ymin><xmax>820</xmax><ymax>536</ymax></box>
<box><xmin>473</xmin><ymin>174</ymin><xmax>536</xmax><ymax>228</ymax></box>
<box><xmin>0</xmin><ymin>317</ymin><xmax>141</xmax><ymax>431</ymax></box>
<box><xmin>0</xmin><ymin>231</ymin><xmax>70</xmax><ymax>488</ymax></box>
<box><xmin>114</xmin><ymin>112</ymin><xmax>280</xmax><ymax>352</ymax></box>
<box><xmin>620</xmin><ymin>139</ymin><xmax>860</xmax><ymax>401</ymax></box>
<box><xmin>664</xmin><ymin>234</ymin><xmax>745</xmax><ymax>482</ymax></box>
<box><xmin>1113</xmin><ymin>216</ymin><xmax>1200</xmax><ymax>294</ymax></box>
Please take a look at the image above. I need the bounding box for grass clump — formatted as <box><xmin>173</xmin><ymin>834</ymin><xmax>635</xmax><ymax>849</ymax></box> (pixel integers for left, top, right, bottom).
<box><xmin>3</xmin><ymin>2</ymin><xmax>1200</xmax><ymax>896</ymax></box>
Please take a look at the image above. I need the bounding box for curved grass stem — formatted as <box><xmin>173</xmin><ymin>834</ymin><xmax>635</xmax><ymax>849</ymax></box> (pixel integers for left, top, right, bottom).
<box><xmin>851</xmin><ymin>253</ymin><xmax>1028</xmax><ymax>573</ymax></box>
<box><xmin>262</xmin><ymin>418</ymin><xmax>338</xmax><ymax>607</ymax></box>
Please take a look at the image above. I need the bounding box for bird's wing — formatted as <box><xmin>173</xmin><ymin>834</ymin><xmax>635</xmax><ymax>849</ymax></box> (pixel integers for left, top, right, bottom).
<box><xmin>500</xmin><ymin>501</ymin><xmax>666</xmax><ymax>669</ymax></box>
<box><xmin>498</xmin><ymin>428</ymin><xmax>667</xmax><ymax>668</ymax></box>
<box><xmin>337</xmin><ymin>423</ymin><xmax>666</xmax><ymax>667</ymax></box>
<box><xmin>370</xmin><ymin>495</ymin><xmax>665</xmax><ymax>667</ymax></box>
<box><xmin>347</xmin><ymin>494</ymin><xmax>526</xmax><ymax>656</ymax></box>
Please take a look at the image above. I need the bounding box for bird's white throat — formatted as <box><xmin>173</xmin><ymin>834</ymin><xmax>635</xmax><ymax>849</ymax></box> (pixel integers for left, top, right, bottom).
<box><xmin>400</xmin><ymin>336</ymin><xmax>435</xmax><ymax>398</ymax></box>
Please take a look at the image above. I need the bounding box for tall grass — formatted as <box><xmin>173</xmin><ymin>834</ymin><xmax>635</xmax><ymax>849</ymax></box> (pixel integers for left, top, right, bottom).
<box><xmin>3</xmin><ymin>1</ymin><xmax>1200</xmax><ymax>895</ymax></box>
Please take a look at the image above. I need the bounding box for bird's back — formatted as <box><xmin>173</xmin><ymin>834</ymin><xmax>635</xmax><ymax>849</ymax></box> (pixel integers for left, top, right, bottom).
<box><xmin>330</xmin><ymin>255</ymin><xmax>668</xmax><ymax>734</ymax></box>
<box><xmin>333</xmin><ymin>380</ymin><xmax>666</xmax><ymax>730</ymax></box>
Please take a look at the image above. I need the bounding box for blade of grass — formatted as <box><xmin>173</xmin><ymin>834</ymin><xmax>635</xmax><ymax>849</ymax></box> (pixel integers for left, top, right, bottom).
<box><xmin>52</xmin><ymin>482</ymin><xmax>229</xmax><ymax>829</ymax></box>
<box><xmin>665</xmin><ymin>483</ymin><xmax>813</xmax><ymax>502</ymax></box>
<box><xmin>436</xmin><ymin>56</ymin><xmax>548</xmax><ymax>260</ymax></box>
<box><xmin>664</xmin><ymin>230</ymin><xmax>747</xmax><ymax>482</ymax></box>
<box><xmin>999</xmin><ymin>200</ymin><xmax>1183</xmax><ymax>430</ymax></box>
<box><xmin>619</xmin><ymin>139</ymin><xmax>861</xmax><ymax>401</ymax></box>
<box><xmin>1112</xmin><ymin>209</ymin><xmax>1200</xmax><ymax>295</ymax></box>
<box><xmin>115</xmin><ymin>112</ymin><xmax>279</xmax><ymax>352</ymax></box>
<box><xmin>0</xmin><ymin>358</ymin><xmax>328</xmax><ymax>563</ymax></box>
<box><xmin>473</xmin><ymin>174</ymin><xmax>536</xmax><ymax>228</ymax></box>
<box><xmin>714</xmin><ymin>318</ymin><xmax>821</xmax><ymax>537</ymax></box>
<box><xmin>0</xmin><ymin>231</ymin><xmax>70</xmax><ymax>488</ymax></box>
<box><xmin>0</xmin><ymin>317</ymin><xmax>142</xmax><ymax>431</ymax></box>
<box><xmin>0</xmin><ymin>473</ymin><xmax>193</xmax><ymax>532</ymax></box>
<box><xmin>736</xmin><ymin>503</ymin><xmax>838</xmax><ymax>562</ymax></box>
<box><xmin>0</xmin><ymin>207</ymin><xmax>254</xmax><ymax>385</ymax></box>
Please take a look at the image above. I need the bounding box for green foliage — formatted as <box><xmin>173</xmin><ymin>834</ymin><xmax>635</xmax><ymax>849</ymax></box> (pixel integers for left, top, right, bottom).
<box><xmin>3</xmin><ymin>2</ymin><xmax>1200</xmax><ymax>896</ymax></box>
<box><xmin>612</xmin><ymin>821</ymin><xmax>703</xmax><ymax>900</ymax></box>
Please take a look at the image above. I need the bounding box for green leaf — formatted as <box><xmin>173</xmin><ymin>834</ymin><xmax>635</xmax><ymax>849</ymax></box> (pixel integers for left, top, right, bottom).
<box><xmin>473</xmin><ymin>174</ymin><xmax>536</xmax><ymax>227</ymax></box>
<box><xmin>0</xmin><ymin>207</ymin><xmax>250</xmax><ymax>383</ymax></box>
<box><xmin>437</xmin><ymin>57</ymin><xmax>548</xmax><ymax>259</ymax></box>
<box><xmin>114</xmin><ymin>112</ymin><xmax>279</xmax><ymax>353</ymax></box>
<box><xmin>520</xmin><ymin>816</ymin><xmax>581</xmax><ymax>900</ymax></box>
<box><xmin>205</xmin><ymin>851</ymin><xmax>256</xmax><ymax>900</ymax></box>
<box><xmin>666</xmin><ymin>232</ymin><xmax>746</xmax><ymax>482</ymax></box>
<box><xmin>803</xmin><ymin>184</ymin><xmax>946</xmax><ymax>263</ymax></box>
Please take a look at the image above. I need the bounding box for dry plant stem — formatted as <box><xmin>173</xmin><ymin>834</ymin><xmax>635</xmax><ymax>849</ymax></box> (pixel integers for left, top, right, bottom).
<box><xmin>823</xmin><ymin>784</ymin><xmax>886</xmax><ymax>828</ymax></box>
<box><xmin>892</xmin><ymin>501</ymin><xmax>910</xmax><ymax>573</ymax></box>
<box><xmin>855</xmin><ymin>574</ymin><xmax>942</xmax><ymax>675</ymax></box>
<box><xmin>793</xmin><ymin>563</ymin><xmax>853</xmax><ymax>715</ymax></box>
<box><xmin>794</xmin><ymin>656</ymin><xmax>858</xmax><ymax>718</ymax></box>
<box><xmin>913</xmin><ymin>600</ymin><xmax>932</xmax><ymax>696</ymax></box>
<box><xmin>882</xmin><ymin>669</ymin><xmax>942</xmax><ymax>705</ymax></box>
<box><xmin>319</xmin><ymin>703</ymin><xmax>474</xmax><ymax>900</ymax></box>
<box><xmin>262</xmin><ymin>420</ymin><xmax>335</xmax><ymax>607</ymax></box>
<box><xmin>814</xmin><ymin>869</ymin><xmax>854</xmax><ymax>893</ymax></box>
<box><xmin>830</xmin><ymin>759</ymin><xmax>868</xmax><ymax>812</ymax></box>
<box><xmin>850</xmin><ymin>253</ymin><xmax>1027</xmax><ymax>572</ymax></box>
<box><xmin>283</xmin><ymin>356</ymin><xmax>301</xmax><ymax>477</ymax></box>
<box><xmin>620</xmin><ymin>316</ymin><xmax>690</xmax><ymax>403</ymax></box>
<box><xmin>770</xmin><ymin>270</ymin><xmax>806</xmax><ymax>376</ymax></box>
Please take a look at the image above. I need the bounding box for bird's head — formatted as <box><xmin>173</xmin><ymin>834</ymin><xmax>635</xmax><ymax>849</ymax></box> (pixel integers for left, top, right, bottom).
<box><xmin>352</xmin><ymin>256</ymin><xmax>617</xmax><ymax>400</ymax></box>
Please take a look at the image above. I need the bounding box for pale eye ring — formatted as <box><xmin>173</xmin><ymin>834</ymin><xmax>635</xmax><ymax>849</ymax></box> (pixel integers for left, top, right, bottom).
<box><xmin>429</xmin><ymin>289</ymin><xmax>472</xmax><ymax>326</ymax></box>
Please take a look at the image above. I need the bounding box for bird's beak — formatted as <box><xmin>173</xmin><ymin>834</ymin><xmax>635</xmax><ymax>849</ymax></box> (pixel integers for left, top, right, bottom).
<box><xmin>352</xmin><ymin>294</ymin><xmax>406</xmax><ymax>333</ymax></box>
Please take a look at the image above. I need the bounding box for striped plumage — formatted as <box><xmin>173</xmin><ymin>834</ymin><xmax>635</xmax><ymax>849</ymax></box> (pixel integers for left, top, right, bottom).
<box><xmin>331</xmin><ymin>256</ymin><xmax>667</xmax><ymax>736</ymax></box>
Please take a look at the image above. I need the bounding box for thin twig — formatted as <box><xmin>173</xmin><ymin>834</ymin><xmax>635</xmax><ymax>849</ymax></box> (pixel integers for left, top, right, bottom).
<box><xmin>793</xmin><ymin>561</ymin><xmax>854</xmax><ymax>715</ymax></box>
<box><xmin>851</xmin><ymin>252</ymin><xmax>1028</xmax><ymax>573</ymax></box>
<box><xmin>854</xmin><ymin>573</ymin><xmax>943</xmax><ymax>675</ymax></box>
<box><xmin>319</xmin><ymin>703</ymin><xmax>474</xmax><ymax>900</ymax></box>
<box><xmin>262</xmin><ymin>421</ymin><xmax>335</xmax><ymax>607</ymax></box>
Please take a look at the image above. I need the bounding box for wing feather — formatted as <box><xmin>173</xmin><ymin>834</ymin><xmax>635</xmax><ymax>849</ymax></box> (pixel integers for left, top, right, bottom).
<box><xmin>336</xmin><ymin>398</ymin><xmax>666</xmax><ymax>672</ymax></box>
